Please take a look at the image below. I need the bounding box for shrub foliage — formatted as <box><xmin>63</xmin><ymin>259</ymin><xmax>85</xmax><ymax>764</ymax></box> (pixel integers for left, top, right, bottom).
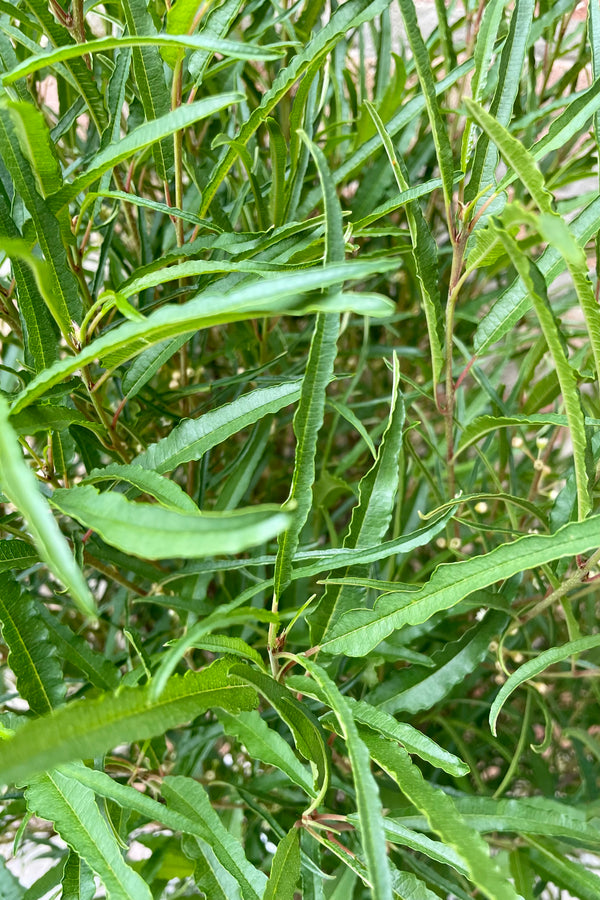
<box><xmin>0</xmin><ymin>1</ymin><xmax>600</xmax><ymax>897</ymax></box>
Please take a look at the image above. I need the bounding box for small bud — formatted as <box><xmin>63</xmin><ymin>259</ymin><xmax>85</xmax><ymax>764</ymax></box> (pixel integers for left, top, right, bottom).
<box><xmin>474</xmin><ymin>501</ymin><xmax>488</xmax><ymax>514</ymax></box>
<box><xmin>436</xmin><ymin>537</ymin><xmax>447</xmax><ymax>549</ymax></box>
<box><xmin>449</xmin><ymin>537</ymin><xmax>461</xmax><ymax>551</ymax></box>
<box><xmin>512</xmin><ymin>436</ymin><xmax>524</xmax><ymax>448</ymax></box>
<box><xmin>536</xmin><ymin>436</ymin><xmax>548</xmax><ymax>451</ymax></box>
<box><xmin>533</xmin><ymin>458</ymin><xmax>545</xmax><ymax>471</ymax></box>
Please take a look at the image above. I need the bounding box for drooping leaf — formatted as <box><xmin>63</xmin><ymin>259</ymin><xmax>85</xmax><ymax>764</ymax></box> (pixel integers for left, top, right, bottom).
<box><xmin>0</xmin><ymin>396</ymin><xmax>95</xmax><ymax>617</ymax></box>
<box><xmin>0</xmin><ymin>660</ymin><xmax>257</xmax><ymax>787</ymax></box>
<box><xmin>321</xmin><ymin>515</ymin><xmax>600</xmax><ymax>656</ymax></box>
<box><xmin>489</xmin><ymin>635</ymin><xmax>600</xmax><ymax>736</ymax></box>
<box><xmin>263</xmin><ymin>828</ymin><xmax>300</xmax><ymax>900</ymax></box>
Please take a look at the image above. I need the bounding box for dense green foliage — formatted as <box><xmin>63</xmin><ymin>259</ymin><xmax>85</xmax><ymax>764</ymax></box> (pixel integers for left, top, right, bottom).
<box><xmin>0</xmin><ymin>0</ymin><xmax>599</xmax><ymax>897</ymax></box>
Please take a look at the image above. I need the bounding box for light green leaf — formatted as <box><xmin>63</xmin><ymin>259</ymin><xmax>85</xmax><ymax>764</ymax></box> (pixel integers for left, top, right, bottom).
<box><xmin>0</xmin><ymin>660</ymin><xmax>257</xmax><ymax>787</ymax></box>
<box><xmin>263</xmin><ymin>829</ymin><xmax>300</xmax><ymax>900</ymax></box>
<box><xmin>362</xmin><ymin>732</ymin><xmax>519</xmax><ymax>900</ymax></box>
<box><xmin>492</xmin><ymin>220</ymin><xmax>591</xmax><ymax>519</ymax></box>
<box><xmin>51</xmin><ymin>484</ymin><xmax>290</xmax><ymax>560</ymax></box>
<box><xmin>134</xmin><ymin>381</ymin><xmax>302</xmax><ymax>473</ymax></box>
<box><xmin>37</xmin><ymin>606</ymin><xmax>120</xmax><ymax>692</ymax></box>
<box><xmin>11</xmin><ymin>258</ymin><xmax>397</xmax><ymax>414</ymax></box>
<box><xmin>396</xmin><ymin>0</ymin><xmax>454</xmax><ymax>209</ymax></box>
<box><xmin>162</xmin><ymin>775</ymin><xmax>267</xmax><ymax>900</ymax></box>
<box><xmin>527</xmin><ymin>837</ymin><xmax>600</xmax><ymax>900</ymax></box>
<box><xmin>2</xmin><ymin>33</ymin><xmax>285</xmax><ymax>83</ymax></box>
<box><xmin>320</xmin><ymin>515</ymin><xmax>600</xmax><ymax>656</ymax></box>
<box><xmin>50</xmin><ymin>94</ymin><xmax>243</xmax><ymax>211</ymax></box>
<box><xmin>490</xmin><ymin>634</ymin><xmax>600</xmax><ymax>736</ymax></box>
<box><xmin>26</xmin><ymin>769</ymin><xmax>152</xmax><ymax>900</ymax></box>
<box><xmin>300</xmin><ymin>659</ymin><xmax>393</xmax><ymax>900</ymax></box>
<box><xmin>61</xmin><ymin>852</ymin><xmax>95</xmax><ymax>900</ymax></box>
<box><xmin>218</xmin><ymin>709</ymin><xmax>315</xmax><ymax>797</ymax></box>
<box><xmin>311</xmin><ymin>355</ymin><xmax>405</xmax><ymax>643</ymax></box>
<box><xmin>0</xmin><ymin>396</ymin><xmax>95</xmax><ymax>617</ymax></box>
<box><xmin>82</xmin><ymin>463</ymin><xmax>200</xmax><ymax>514</ymax></box>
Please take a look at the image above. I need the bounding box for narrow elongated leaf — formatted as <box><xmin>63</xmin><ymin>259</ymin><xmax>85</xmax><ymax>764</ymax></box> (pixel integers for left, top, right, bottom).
<box><xmin>135</xmin><ymin>381</ymin><xmax>301</xmax><ymax>473</ymax></box>
<box><xmin>527</xmin><ymin>837</ymin><xmax>600</xmax><ymax>900</ymax></box>
<box><xmin>311</xmin><ymin>355</ymin><xmax>405</xmax><ymax>642</ymax></box>
<box><xmin>364</xmin><ymin>103</ymin><xmax>444</xmax><ymax>383</ymax></box>
<box><xmin>0</xmin><ymin>574</ymin><xmax>65</xmax><ymax>715</ymax></box>
<box><xmin>300</xmin><ymin>659</ymin><xmax>393</xmax><ymax>900</ymax></box>
<box><xmin>465</xmin><ymin>0</ymin><xmax>535</xmax><ymax>207</ymax></box>
<box><xmin>188</xmin><ymin>0</ymin><xmax>244</xmax><ymax>85</ymax></box>
<box><xmin>493</xmin><ymin>223</ymin><xmax>591</xmax><ymax>519</ymax></box>
<box><xmin>0</xmin><ymin>660</ymin><xmax>257</xmax><ymax>787</ymax></box>
<box><xmin>375</xmin><ymin>818</ymin><xmax>467</xmax><ymax>875</ymax></box>
<box><xmin>26</xmin><ymin>769</ymin><xmax>152</xmax><ymax>900</ymax></box>
<box><xmin>460</xmin><ymin>0</ymin><xmax>505</xmax><ymax>169</ymax></box>
<box><xmin>2</xmin><ymin>34</ymin><xmax>284</xmax><ymax>82</ymax></box>
<box><xmin>50</xmin><ymin>94</ymin><xmax>243</xmax><ymax>211</ymax></box>
<box><xmin>490</xmin><ymin>635</ymin><xmax>600</xmax><ymax>736</ymax></box>
<box><xmin>263</xmin><ymin>829</ymin><xmax>300</xmax><ymax>900</ymax></box>
<box><xmin>230</xmin><ymin>665</ymin><xmax>330</xmax><ymax>808</ymax></box>
<box><xmin>320</xmin><ymin>515</ymin><xmax>600</xmax><ymax>656</ymax></box>
<box><xmin>11</xmin><ymin>259</ymin><xmax>397</xmax><ymax>414</ymax></box>
<box><xmin>362</xmin><ymin>732</ymin><xmax>519</xmax><ymax>900</ymax></box>
<box><xmin>396</xmin><ymin>0</ymin><xmax>454</xmax><ymax>209</ymax></box>
<box><xmin>0</xmin><ymin>396</ymin><xmax>95</xmax><ymax>617</ymax></box>
<box><xmin>218</xmin><ymin>709</ymin><xmax>315</xmax><ymax>796</ymax></box>
<box><xmin>11</xmin><ymin>406</ymin><xmax>103</xmax><ymax>437</ymax></box>
<box><xmin>313</xmin><ymin>693</ymin><xmax>468</xmax><ymax>777</ymax></box>
<box><xmin>455</xmin><ymin>413</ymin><xmax>600</xmax><ymax>458</ymax></box>
<box><xmin>121</xmin><ymin>335</ymin><xmax>190</xmax><ymax>400</ymax></box>
<box><xmin>274</xmin><ymin>132</ymin><xmax>342</xmax><ymax>599</ymax></box>
<box><xmin>474</xmin><ymin>195</ymin><xmax>600</xmax><ymax>353</ymax></box>
<box><xmin>162</xmin><ymin>776</ymin><xmax>267</xmax><ymax>900</ymax></box>
<box><xmin>51</xmin><ymin>484</ymin><xmax>290</xmax><ymax>560</ymax></box>
<box><xmin>82</xmin><ymin>463</ymin><xmax>200</xmax><ymax>514</ymax></box>
<box><xmin>0</xmin><ymin>856</ymin><xmax>24</xmax><ymax>900</ymax></box>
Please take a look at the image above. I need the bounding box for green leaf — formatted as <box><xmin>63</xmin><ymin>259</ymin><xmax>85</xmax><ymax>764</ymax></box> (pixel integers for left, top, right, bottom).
<box><xmin>474</xmin><ymin>195</ymin><xmax>600</xmax><ymax>353</ymax></box>
<box><xmin>263</xmin><ymin>829</ymin><xmax>300</xmax><ymax>900</ymax></box>
<box><xmin>361</xmin><ymin>732</ymin><xmax>519</xmax><ymax>900</ymax></box>
<box><xmin>465</xmin><ymin>97</ymin><xmax>552</xmax><ymax>212</ymax></box>
<box><xmin>274</xmin><ymin>131</ymin><xmax>342</xmax><ymax>600</ymax></box>
<box><xmin>10</xmin><ymin>405</ymin><xmax>103</xmax><ymax>437</ymax></box>
<box><xmin>364</xmin><ymin>102</ymin><xmax>444</xmax><ymax>384</ymax></box>
<box><xmin>527</xmin><ymin>837</ymin><xmax>600</xmax><ymax>900</ymax></box>
<box><xmin>217</xmin><ymin>709</ymin><xmax>315</xmax><ymax>797</ymax></box>
<box><xmin>0</xmin><ymin>538</ymin><xmax>38</xmax><ymax>572</ymax></box>
<box><xmin>51</xmin><ymin>484</ymin><xmax>290</xmax><ymax>559</ymax></box>
<box><xmin>320</xmin><ymin>515</ymin><xmax>600</xmax><ymax>656</ymax></box>
<box><xmin>50</xmin><ymin>94</ymin><xmax>243</xmax><ymax>212</ymax></box>
<box><xmin>0</xmin><ymin>396</ymin><xmax>95</xmax><ymax>617</ymax></box>
<box><xmin>371</xmin><ymin>610</ymin><xmax>509</xmax><ymax>715</ymax></box>
<box><xmin>300</xmin><ymin>659</ymin><xmax>393</xmax><ymax>900</ymax></box>
<box><xmin>455</xmin><ymin>412</ymin><xmax>600</xmax><ymax>458</ymax></box>
<box><xmin>492</xmin><ymin>220</ymin><xmax>591</xmax><ymax>519</ymax></box>
<box><xmin>37</xmin><ymin>606</ymin><xmax>120</xmax><ymax>692</ymax></box>
<box><xmin>396</xmin><ymin>0</ymin><xmax>454</xmax><ymax>210</ymax></box>
<box><xmin>2</xmin><ymin>33</ymin><xmax>285</xmax><ymax>82</ymax></box>
<box><xmin>25</xmin><ymin>769</ymin><xmax>152</xmax><ymax>900</ymax></box>
<box><xmin>162</xmin><ymin>775</ymin><xmax>267</xmax><ymax>900</ymax></box>
<box><xmin>313</xmin><ymin>693</ymin><xmax>468</xmax><ymax>777</ymax></box>
<box><xmin>82</xmin><ymin>463</ymin><xmax>200</xmax><ymax>514</ymax></box>
<box><xmin>0</xmin><ymin>856</ymin><xmax>24</xmax><ymax>900</ymax></box>
<box><xmin>188</xmin><ymin>0</ymin><xmax>243</xmax><ymax>86</ymax></box>
<box><xmin>310</xmin><ymin>354</ymin><xmax>405</xmax><ymax>643</ymax></box>
<box><xmin>0</xmin><ymin>660</ymin><xmax>257</xmax><ymax>787</ymax></box>
<box><xmin>134</xmin><ymin>381</ymin><xmax>302</xmax><ymax>473</ymax></box>
<box><xmin>465</xmin><ymin>0</ymin><xmax>535</xmax><ymax>208</ymax></box>
<box><xmin>230</xmin><ymin>664</ymin><xmax>330</xmax><ymax>810</ymax></box>
<box><xmin>489</xmin><ymin>634</ymin><xmax>600</xmax><ymax>736</ymax></box>
<box><xmin>0</xmin><ymin>574</ymin><xmax>65</xmax><ymax>715</ymax></box>
<box><xmin>11</xmin><ymin>259</ymin><xmax>397</xmax><ymax>414</ymax></box>
<box><xmin>61</xmin><ymin>852</ymin><xmax>95</xmax><ymax>900</ymax></box>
